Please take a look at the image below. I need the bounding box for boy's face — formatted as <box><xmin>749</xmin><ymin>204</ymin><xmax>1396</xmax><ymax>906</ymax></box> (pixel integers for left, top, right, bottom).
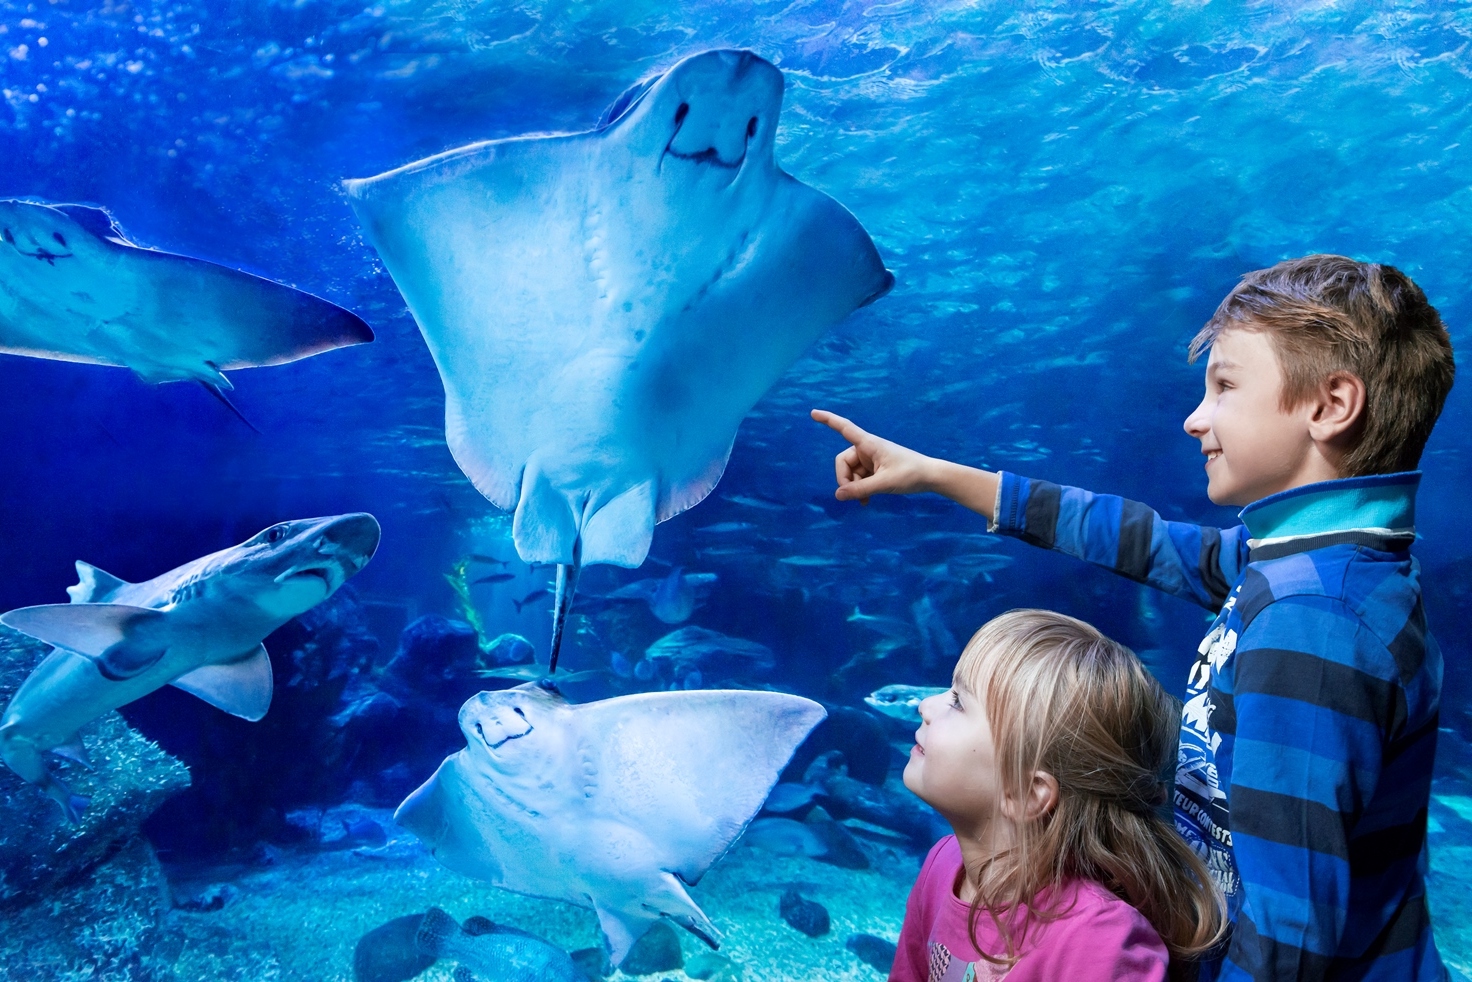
<box><xmin>1183</xmin><ymin>327</ymin><xmax>1317</xmax><ymax>507</ymax></box>
<box><xmin>903</xmin><ymin>683</ymin><xmax>1001</xmax><ymax>830</ymax></box>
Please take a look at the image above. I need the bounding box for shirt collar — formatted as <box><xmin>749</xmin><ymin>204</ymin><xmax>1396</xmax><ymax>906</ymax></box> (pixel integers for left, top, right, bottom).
<box><xmin>1240</xmin><ymin>471</ymin><xmax>1420</xmax><ymax>548</ymax></box>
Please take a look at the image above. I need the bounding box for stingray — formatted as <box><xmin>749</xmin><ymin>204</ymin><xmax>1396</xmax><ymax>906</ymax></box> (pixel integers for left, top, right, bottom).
<box><xmin>0</xmin><ymin>199</ymin><xmax>372</xmax><ymax>421</ymax></box>
<box><xmin>395</xmin><ymin>682</ymin><xmax>825</xmax><ymax>966</ymax></box>
<box><xmin>345</xmin><ymin>49</ymin><xmax>893</xmax><ymax>667</ymax></box>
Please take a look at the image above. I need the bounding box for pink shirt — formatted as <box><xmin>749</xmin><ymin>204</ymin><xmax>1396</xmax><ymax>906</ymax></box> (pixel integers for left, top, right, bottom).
<box><xmin>891</xmin><ymin>836</ymin><xmax>1169</xmax><ymax>982</ymax></box>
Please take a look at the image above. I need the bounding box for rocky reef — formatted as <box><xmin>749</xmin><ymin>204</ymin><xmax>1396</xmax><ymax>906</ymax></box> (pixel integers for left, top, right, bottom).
<box><xmin>0</xmin><ymin>630</ymin><xmax>191</xmax><ymax>908</ymax></box>
<box><xmin>0</xmin><ymin>630</ymin><xmax>201</xmax><ymax>978</ymax></box>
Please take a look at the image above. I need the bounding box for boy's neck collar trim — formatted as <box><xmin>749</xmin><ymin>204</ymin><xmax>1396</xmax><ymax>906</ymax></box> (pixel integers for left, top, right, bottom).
<box><xmin>1240</xmin><ymin>471</ymin><xmax>1420</xmax><ymax>548</ymax></box>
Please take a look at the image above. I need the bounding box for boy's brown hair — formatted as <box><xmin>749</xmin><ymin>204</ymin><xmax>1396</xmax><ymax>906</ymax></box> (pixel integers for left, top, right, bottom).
<box><xmin>1189</xmin><ymin>255</ymin><xmax>1455</xmax><ymax>476</ymax></box>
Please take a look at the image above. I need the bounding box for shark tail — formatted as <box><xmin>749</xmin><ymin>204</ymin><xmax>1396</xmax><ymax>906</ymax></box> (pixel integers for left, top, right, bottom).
<box><xmin>548</xmin><ymin>549</ymin><xmax>581</xmax><ymax>674</ymax></box>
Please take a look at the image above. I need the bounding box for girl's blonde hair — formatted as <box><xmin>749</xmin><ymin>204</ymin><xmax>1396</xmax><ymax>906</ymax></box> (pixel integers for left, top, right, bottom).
<box><xmin>953</xmin><ymin>609</ymin><xmax>1225</xmax><ymax>979</ymax></box>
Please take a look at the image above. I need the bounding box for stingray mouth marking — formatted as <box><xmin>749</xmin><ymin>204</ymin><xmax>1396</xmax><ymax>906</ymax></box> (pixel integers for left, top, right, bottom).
<box><xmin>2</xmin><ymin>228</ymin><xmax>74</xmax><ymax>264</ymax></box>
<box><xmin>659</xmin><ymin>102</ymin><xmax>758</xmax><ymax>173</ymax></box>
<box><xmin>476</xmin><ymin>706</ymin><xmax>533</xmax><ymax>750</ymax></box>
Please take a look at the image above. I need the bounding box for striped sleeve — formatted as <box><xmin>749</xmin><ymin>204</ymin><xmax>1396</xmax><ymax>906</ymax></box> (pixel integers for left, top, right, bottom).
<box><xmin>1218</xmin><ymin>594</ymin><xmax>1401</xmax><ymax>981</ymax></box>
<box><xmin>989</xmin><ymin>471</ymin><xmax>1246</xmax><ymax>610</ymax></box>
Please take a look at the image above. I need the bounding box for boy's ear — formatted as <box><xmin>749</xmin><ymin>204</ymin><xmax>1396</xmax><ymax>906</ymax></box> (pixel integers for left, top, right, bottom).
<box><xmin>1307</xmin><ymin>370</ymin><xmax>1367</xmax><ymax>450</ymax></box>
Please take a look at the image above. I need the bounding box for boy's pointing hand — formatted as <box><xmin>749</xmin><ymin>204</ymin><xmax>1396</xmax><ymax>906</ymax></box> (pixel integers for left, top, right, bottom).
<box><xmin>810</xmin><ymin>409</ymin><xmax>938</xmax><ymax>505</ymax></box>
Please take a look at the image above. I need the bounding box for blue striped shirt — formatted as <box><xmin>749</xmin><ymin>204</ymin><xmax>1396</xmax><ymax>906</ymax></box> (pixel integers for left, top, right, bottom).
<box><xmin>990</xmin><ymin>470</ymin><xmax>1446</xmax><ymax>981</ymax></box>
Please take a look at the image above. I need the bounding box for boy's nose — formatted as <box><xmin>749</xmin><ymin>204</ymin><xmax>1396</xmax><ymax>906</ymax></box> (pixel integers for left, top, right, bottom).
<box><xmin>1183</xmin><ymin>397</ymin><xmax>1211</xmax><ymax>439</ymax></box>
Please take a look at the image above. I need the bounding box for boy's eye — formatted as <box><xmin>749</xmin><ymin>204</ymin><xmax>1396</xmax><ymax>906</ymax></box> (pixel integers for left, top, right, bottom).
<box><xmin>950</xmin><ymin>690</ymin><xmax>961</xmax><ymax>709</ymax></box>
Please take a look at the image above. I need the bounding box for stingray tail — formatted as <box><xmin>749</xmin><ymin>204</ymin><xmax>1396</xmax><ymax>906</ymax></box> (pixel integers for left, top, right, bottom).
<box><xmin>199</xmin><ymin>381</ymin><xmax>261</xmax><ymax>433</ymax></box>
<box><xmin>548</xmin><ymin>545</ymin><xmax>582</xmax><ymax>674</ymax></box>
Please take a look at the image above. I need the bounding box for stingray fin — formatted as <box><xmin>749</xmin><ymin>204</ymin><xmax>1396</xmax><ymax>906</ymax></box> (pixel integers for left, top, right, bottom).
<box><xmin>394</xmin><ymin>762</ymin><xmax>451</xmax><ymax>846</ymax></box>
<box><xmin>53</xmin><ymin>202</ymin><xmax>132</xmax><ymax>245</ymax></box>
<box><xmin>583</xmin><ymin>690</ymin><xmax>826</xmax><ymax>884</ymax></box>
<box><xmin>50</xmin><ymin>733</ymin><xmax>93</xmax><ymax>770</ymax></box>
<box><xmin>170</xmin><ymin>645</ymin><xmax>273</xmax><ymax>721</ymax></box>
<box><xmin>646</xmin><ymin>871</ymin><xmax>722</xmax><ymax>949</ymax></box>
<box><xmin>512</xmin><ymin>459</ymin><xmax>579</xmax><ymax>565</ymax></box>
<box><xmin>67</xmin><ymin>561</ymin><xmax>131</xmax><ymax>604</ymax></box>
<box><xmin>580</xmin><ymin>479</ymin><xmax>656</xmax><ymax>568</ymax></box>
<box><xmin>0</xmin><ymin>603</ymin><xmax>169</xmax><ymax>680</ymax></box>
<box><xmin>593</xmin><ymin>902</ymin><xmax>659</xmax><ymax>969</ymax></box>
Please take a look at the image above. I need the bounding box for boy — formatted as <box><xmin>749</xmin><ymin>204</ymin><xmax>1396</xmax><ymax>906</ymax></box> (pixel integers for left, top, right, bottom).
<box><xmin>813</xmin><ymin>255</ymin><xmax>1455</xmax><ymax>981</ymax></box>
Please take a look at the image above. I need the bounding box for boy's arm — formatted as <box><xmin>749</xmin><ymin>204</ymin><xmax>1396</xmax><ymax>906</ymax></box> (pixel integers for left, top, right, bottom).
<box><xmin>1221</xmin><ymin>596</ymin><xmax>1397</xmax><ymax>981</ymax></box>
<box><xmin>812</xmin><ymin>410</ymin><xmax>1245</xmax><ymax>610</ymax></box>
<box><xmin>988</xmin><ymin>470</ymin><xmax>1245</xmax><ymax>611</ymax></box>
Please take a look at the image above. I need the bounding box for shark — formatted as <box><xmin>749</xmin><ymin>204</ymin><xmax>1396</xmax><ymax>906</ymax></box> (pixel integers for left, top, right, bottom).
<box><xmin>344</xmin><ymin>49</ymin><xmax>893</xmax><ymax>669</ymax></box>
<box><xmin>604</xmin><ymin>566</ymin><xmax>718</xmax><ymax>624</ymax></box>
<box><xmin>395</xmin><ymin>682</ymin><xmax>825</xmax><ymax>966</ymax></box>
<box><xmin>0</xmin><ymin>513</ymin><xmax>381</xmax><ymax>821</ymax></box>
<box><xmin>0</xmin><ymin>199</ymin><xmax>373</xmax><ymax>420</ymax></box>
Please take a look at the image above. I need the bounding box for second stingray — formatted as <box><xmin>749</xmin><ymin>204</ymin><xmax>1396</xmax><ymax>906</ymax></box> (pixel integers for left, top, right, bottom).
<box><xmin>345</xmin><ymin>49</ymin><xmax>893</xmax><ymax>666</ymax></box>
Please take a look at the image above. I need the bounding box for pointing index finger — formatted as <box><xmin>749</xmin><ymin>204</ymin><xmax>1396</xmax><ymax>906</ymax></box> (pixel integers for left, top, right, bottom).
<box><xmin>810</xmin><ymin>408</ymin><xmax>868</xmax><ymax>446</ymax></box>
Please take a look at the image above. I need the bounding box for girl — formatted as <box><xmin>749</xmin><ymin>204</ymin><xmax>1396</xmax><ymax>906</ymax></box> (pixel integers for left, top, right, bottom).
<box><xmin>892</xmin><ymin>609</ymin><xmax>1223</xmax><ymax>982</ymax></box>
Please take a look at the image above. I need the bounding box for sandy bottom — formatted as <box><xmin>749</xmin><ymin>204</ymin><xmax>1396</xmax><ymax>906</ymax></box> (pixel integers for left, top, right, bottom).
<box><xmin>162</xmin><ymin>805</ymin><xmax>918</xmax><ymax>982</ymax></box>
<box><xmin>156</xmin><ymin>791</ymin><xmax>1472</xmax><ymax>982</ymax></box>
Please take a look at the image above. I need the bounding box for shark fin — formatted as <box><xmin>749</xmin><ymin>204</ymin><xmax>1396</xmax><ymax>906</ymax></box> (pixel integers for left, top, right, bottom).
<box><xmin>170</xmin><ymin>644</ymin><xmax>273</xmax><ymax>721</ymax></box>
<box><xmin>51</xmin><ymin>734</ymin><xmax>93</xmax><ymax>770</ymax></box>
<box><xmin>67</xmin><ymin>561</ymin><xmax>131</xmax><ymax>604</ymax></box>
<box><xmin>0</xmin><ymin>603</ymin><xmax>168</xmax><ymax>680</ymax></box>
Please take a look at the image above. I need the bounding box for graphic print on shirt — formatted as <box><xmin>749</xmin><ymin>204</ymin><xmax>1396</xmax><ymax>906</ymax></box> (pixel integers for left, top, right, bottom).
<box><xmin>1174</xmin><ymin>589</ymin><xmax>1240</xmax><ymax>901</ymax></box>
<box><xmin>927</xmin><ymin>940</ymin><xmax>1010</xmax><ymax>982</ymax></box>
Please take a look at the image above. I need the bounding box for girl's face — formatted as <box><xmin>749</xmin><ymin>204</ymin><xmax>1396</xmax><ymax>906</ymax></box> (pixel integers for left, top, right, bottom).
<box><xmin>902</xmin><ymin>682</ymin><xmax>1002</xmax><ymax>831</ymax></box>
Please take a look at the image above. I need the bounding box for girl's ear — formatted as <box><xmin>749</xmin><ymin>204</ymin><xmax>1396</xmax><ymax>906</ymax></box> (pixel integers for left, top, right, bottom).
<box><xmin>1022</xmin><ymin>770</ymin><xmax>1059</xmax><ymax>822</ymax></box>
<box><xmin>1001</xmin><ymin>770</ymin><xmax>1059</xmax><ymax>823</ymax></box>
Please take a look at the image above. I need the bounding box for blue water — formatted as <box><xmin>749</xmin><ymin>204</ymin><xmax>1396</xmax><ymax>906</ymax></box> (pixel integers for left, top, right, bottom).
<box><xmin>2</xmin><ymin>0</ymin><xmax>1470</xmax><ymax>978</ymax></box>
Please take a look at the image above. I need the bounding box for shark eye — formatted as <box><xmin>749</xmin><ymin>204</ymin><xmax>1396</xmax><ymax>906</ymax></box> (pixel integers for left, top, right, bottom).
<box><xmin>475</xmin><ymin>722</ymin><xmax>486</xmax><ymax>742</ymax></box>
<box><xmin>673</xmin><ymin>102</ymin><xmax>689</xmax><ymax>126</ymax></box>
<box><xmin>513</xmin><ymin>706</ymin><xmax>527</xmax><ymax>720</ymax></box>
<box><xmin>52</xmin><ymin>232</ymin><xmax>67</xmax><ymax>247</ymax></box>
<box><xmin>746</xmin><ymin>116</ymin><xmax>757</xmax><ymax>137</ymax></box>
<box><xmin>266</xmin><ymin>525</ymin><xmax>288</xmax><ymax>543</ymax></box>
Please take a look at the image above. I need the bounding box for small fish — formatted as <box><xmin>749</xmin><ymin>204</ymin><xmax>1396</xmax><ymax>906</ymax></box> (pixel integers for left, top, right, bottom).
<box><xmin>723</xmin><ymin>493</ymin><xmax>787</xmax><ymax>511</ymax></box>
<box><xmin>472</xmin><ymin>573</ymin><xmax>516</xmax><ymax>585</ymax></box>
<box><xmin>513</xmin><ymin>587</ymin><xmax>550</xmax><ymax>613</ymax></box>
<box><xmin>477</xmin><ymin>666</ymin><xmax>604</xmax><ymax>684</ymax></box>
<box><xmin>416</xmin><ymin>907</ymin><xmax>583</xmax><ymax>982</ymax></box>
<box><xmin>695</xmin><ymin>522</ymin><xmax>755</xmax><ymax>534</ymax></box>
<box><xmin>778</xmin><ymin>555</ymin><xmax>841</xmax><ymax>567</ymax></box>
<box><xmin>484</xmin><ymin>633</ymin><xmax>535</xmax><ymax>666</ymax></box>
<box><xmin>741</xmin><ymin>817</ymin><xmax>829</xmax><ymax>858</ymax></box>
<box><xmin>863</xmin><ymin>684</ymin><xmax>949</xmax><ymax>723</ymax></box>
<box><xmin>764</xmin><ymin>781</ymin><xmax>822</xmax><ymax>814</ymax></box>
<box><xmin>470</xmin><ymin>554</ymin><xmax>509</xmax><ymax>566</ymax></box>
<box><xmin>847</xmin><ymin>607</ymin><xmax>915</xmax><ymax>642</ymax></box>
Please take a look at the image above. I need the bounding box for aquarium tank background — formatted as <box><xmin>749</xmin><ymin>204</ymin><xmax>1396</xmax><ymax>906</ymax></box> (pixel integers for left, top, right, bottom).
<box><xmin>1</xmin><ymin>1</ymin><xmax>1469</xmax><ymax>980</ymax></box>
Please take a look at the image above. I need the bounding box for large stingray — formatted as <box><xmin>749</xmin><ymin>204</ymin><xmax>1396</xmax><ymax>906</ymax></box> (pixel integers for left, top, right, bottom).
<box><xmin>395</xmin><ymin>682</ymin><xmax>825</xmax><ymax>965</ymax></box>
<box><xmin>345</xmin><ymin>49</ymin><xmax>893</xmax><ymax>666</ymax></box>
<box><xmin>0</xmin><ymin>199</ymin><xmax>372</xmax><ymax>418</ymax></box>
